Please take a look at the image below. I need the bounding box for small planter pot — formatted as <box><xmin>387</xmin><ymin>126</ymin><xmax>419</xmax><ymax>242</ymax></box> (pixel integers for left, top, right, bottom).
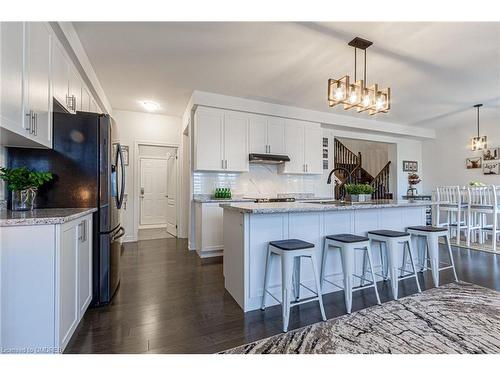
<box><xmin>347</xmin><ymin>194</ymin><xmax>372</xmax><ymax>202</ymax></box>
<box><xmin>11</xmin><ymin>188</ymin><xmax>37</xmax><ymax>211</ymax></box>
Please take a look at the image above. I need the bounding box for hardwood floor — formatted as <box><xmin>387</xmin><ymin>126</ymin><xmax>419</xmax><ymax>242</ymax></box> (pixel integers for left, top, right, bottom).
<box><xmin>65</xmin><ymin>237</ymin><xmax>500</xmax><ymax>354</ymax></box>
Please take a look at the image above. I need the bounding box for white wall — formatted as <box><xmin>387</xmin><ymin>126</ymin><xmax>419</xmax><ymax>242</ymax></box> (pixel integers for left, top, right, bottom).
<box><xmin>112</xmin><ymin>110</ymin><xmax>183</xmax><ymax>242</ymax></box>
<box><xmin>422</xmin><ymin>118</ymin><xmax>500</xmax><ymax>194</ymax></box>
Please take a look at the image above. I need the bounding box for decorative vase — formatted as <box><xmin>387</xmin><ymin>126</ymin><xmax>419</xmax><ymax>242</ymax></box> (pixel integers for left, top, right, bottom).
<box><xmin>11</xmin><ymin>188</ymin><xmax>37</xmax><ymax>211</ymax></box>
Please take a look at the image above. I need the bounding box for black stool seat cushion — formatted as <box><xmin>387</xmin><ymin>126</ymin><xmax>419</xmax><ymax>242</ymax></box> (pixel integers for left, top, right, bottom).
<box><xmin>269</xmin><ymin>239</ymin><xmax>315</xmax><ymax>251</ymax></box>
<box><xmin>368</xmin><ymin>230</ymin><xmax>408</xmax><ymax>237</ymax></box>
<box><xmin>407</xmin><ymin>225</ymin><xmax>447</xmax><ymax>232</ymax></box>
<box><xmin>326</xmin><ymin>234</ymin><xmax>369</xmax><ymax>243</ymax></box>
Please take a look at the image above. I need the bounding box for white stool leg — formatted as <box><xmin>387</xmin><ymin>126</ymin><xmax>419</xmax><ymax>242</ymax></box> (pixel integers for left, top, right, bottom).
<box><xmin>281</xmin><ymin>253</ymin><xmax>294</xmax><ymax>332</ymax></box>
<box><xmin>493</xmin><ymin>213</ymin><xmax>498</xmax><ymax>252</ymax></box>
<box><xmin>320</xmin><ymin>238</ymin><xmax>328</xmax><ymax>291</ymax></box>
<box><xmin>426</xmin><ymin>234</ymin><xmax>440</xmax><ymax>287</ymax></box>
<box><xmin>293</xmin><ymin>257</ymin><xmax>301</xmax><ymax>301</ymax></box>
<box><xmin>385</xmin><ymin>239</ymin><xmax>400</xmax><ymax>300</ymax></box>
<box><xmin>400</xmin><ymin>243</ymin><xmax>407</xmax><ymax>277</ymax></box>
<box><xmin>340</xmin><ymin>245</ymin><xmax>354</xmax><ymax>313</ymax></box>
<box><xmin>261</xmin><ymin>246</ymin><xmax>273</xmax><ymax>310</ymax></box>
<box><xmin>444</xmin><ymin>233</ymin><xmax>458</xmax><ymax>282</ymax></box>
<box><xmin>365</xmin><ymin>245</ymin><xmax>381</xmax><ymax>305</ymax></box>
<box><xmin>310</xmin><ymin>254</ymin><xmax>327</xmax><ymax>321</ymax></box>
<box><xmin>414</xmin><ymin>235</ymin><xmax>425</xmax><ymax>272</ymax></box>
<box><xmin>406</xmin><ymin>239</ymin><xmax>421</xmax><ymax>293</ymax></box>
<box><xmin>361</xmin><ymin>250</ymin><xmax>367</xmax><ymax>286</ymax></box>
<box><xmin>378</xmin><ymin>241</ymin><xmax>388</xmax><ymax>280</ymax></box>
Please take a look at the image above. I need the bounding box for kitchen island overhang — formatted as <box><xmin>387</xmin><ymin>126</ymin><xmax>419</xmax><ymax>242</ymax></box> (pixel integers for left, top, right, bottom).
<box><xmin>221</xmin><ymin>200</ymin><xmax>435</xmax><ymax>312</ymax></box>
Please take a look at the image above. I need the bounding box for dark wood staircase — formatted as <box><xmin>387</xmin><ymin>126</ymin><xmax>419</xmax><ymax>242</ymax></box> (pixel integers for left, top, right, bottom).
<box><xmin>333</xmin><ymin>138</ymin><xmax>392</xmax><ymax>200</ymax></box>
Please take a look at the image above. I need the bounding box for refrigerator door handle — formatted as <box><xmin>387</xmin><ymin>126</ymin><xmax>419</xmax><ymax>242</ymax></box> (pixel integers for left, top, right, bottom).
<box><xmin>112</xmin><ymin>226</ymin><xmax>125</xmax><ymax>241</ymax></box>
<box><xmin>114</xmin><ymin>144</ymin><xmax>126</xmax><ymax>209</ymax></box>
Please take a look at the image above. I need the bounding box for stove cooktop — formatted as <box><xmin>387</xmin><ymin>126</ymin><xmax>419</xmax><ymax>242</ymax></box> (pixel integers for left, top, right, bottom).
<box><xmin>246</xmin><ymin>197</ymin><xmax>296</xmax><ymax>203</ymax></box>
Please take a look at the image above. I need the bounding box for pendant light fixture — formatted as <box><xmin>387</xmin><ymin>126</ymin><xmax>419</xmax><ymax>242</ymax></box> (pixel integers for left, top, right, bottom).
<box><xmin>327</xmin><ymin>37</ymin><xmax>390</xmax><ymax>115</ymax></box>
<box><xmin>471</xmin><ymin>104</ymin><xmax>487</xmax><ymax>151</ymax></box>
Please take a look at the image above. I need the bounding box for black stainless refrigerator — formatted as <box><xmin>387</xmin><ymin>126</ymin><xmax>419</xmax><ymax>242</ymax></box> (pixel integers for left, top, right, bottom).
<box><xmin>7</xmin><ymin>102</ymin><xmax>125</xmax><ymax>306</ymax></box>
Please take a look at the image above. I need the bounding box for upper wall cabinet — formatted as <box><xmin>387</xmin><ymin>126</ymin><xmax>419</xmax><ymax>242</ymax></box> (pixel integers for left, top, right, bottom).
<box><xmin>25</xmin><ymin>22</ymin><xmax>52</xmax><ymax>147</ymax></box>
<box><xmin>193</xmin><ymin>106</ymin><xmax>249</xmax><ymax>173</ymax></box>
<box><xmin>0</xmin><ymin>22</ymin><xmax>25</xmax><ymax>137</ymax></box>
<box><xmin>279</xmin><ymin>119</ymin><xmax>322</xmax><ymax>175</ymax></box>
<box><xmin>52</xmin><ymin>41</ymin><xmax>79</xmax><ymax>114</ymax></box>
<box><xmin>249</xmin><ymin>114</ymin><xmax>285</xmax><ymax>155</ymax></box>
<box><xmin>1</xmin><ymin>22</ymin><xmax>104</xmax><ymax>149</ymax></box>
<box><xmin>0</xmin><ymin>22</ymin><xmax>52</xmax><ymax>149</ymax></box>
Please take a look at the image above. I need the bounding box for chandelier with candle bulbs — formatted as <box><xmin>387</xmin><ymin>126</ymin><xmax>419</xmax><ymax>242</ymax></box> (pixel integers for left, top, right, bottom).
<box><xmin>328</xmin><ymin>37</ymin><xmax>390</xmax><ymax>115</ymax></box>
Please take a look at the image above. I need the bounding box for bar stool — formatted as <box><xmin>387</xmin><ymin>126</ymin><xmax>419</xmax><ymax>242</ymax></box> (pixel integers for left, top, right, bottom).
<box><xmin>261</xmin><ymin>239</ymin><xmax>326</xmax><ymax>332</ymax></box>
<box><xmin>321</xmin><ymin>234</ymin><xmax>381</xmax><ymax>314</ymax></box>
<box><xmin>407</xmin><ymin>226</ymin><xmax>458</xmax><ymax>287</ymax></box>
<box><xmin>367</xmin><ymin>230</ymin><xmax>421</xmax><ymax>300</ymax></box>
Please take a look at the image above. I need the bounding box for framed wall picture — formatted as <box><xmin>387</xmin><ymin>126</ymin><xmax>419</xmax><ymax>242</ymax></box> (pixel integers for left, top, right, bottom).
<box><xmin>483</xmin><ymin>147</ymin><xmax>500</xmax><ymax>161</ymax></box>
<box><xmin>322</xmin><ymin>148</ymin><xmax>328</xmax><ymax>159</ymax></box>
<box><xmin>323</xmin><ymin>159</ymin><xmax>329</xmax><ymax>170</ymax></box>
<box><xmin>466</xmin><ymin>157</ymin><xmax>482</xmax><ymax>169</ymax></box>
<box><xmin>322</xmin><ymin>137</ymin><xmax>329</xmax><ymax>148</ymax></box>
<box><xmin>483</xmin><ymin>160</ymin><xmax>500</xmax><ymax>175</ymax></box>
<box><xmin>402</xmin><ymin>160</ymin><xmax>418</xmax><ymax>172</ymax></box>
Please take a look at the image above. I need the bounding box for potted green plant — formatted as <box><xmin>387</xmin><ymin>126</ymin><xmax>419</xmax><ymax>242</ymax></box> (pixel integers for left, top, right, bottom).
<box><xmin>0</xmin><ymin>167</ymin><xmax>53</xmax><ymax>211</ymax></box>
<box><xmin>344</xmin><ymin>183</ymin><xmax>375</xmax><ymax>202</ymax></box>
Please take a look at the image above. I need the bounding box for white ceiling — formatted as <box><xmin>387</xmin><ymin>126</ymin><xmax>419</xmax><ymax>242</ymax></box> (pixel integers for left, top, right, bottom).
<box><xmin>73</xmin><ymin>22</ymin><xmax>500</xmax><ymax>129</ymax></box>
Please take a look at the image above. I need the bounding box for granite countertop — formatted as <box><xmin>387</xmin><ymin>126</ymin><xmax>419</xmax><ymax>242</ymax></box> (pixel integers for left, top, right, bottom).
<box><xmin>220</xmin><ymin>200</ymin><xmax>436</xmax><ymax>214</ymax></box>
<box><xmin>0</xmin><ymin>208</ymin><xmax>97</xmax><ymax>227</ymax></box>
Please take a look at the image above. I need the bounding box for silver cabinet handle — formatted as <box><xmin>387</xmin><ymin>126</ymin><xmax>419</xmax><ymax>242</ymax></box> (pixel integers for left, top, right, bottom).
<box><xmin>33</xmin><ymin>113</ymin><xmax>37</xmax><ymax>136</ymax></box>
<box><xmin>66</xmin><ymin>95</ymin><xmax>72</xmax><ymax>110</ymax></box>
<box><xmin>306</xmin><ymin>164</ymin><xmax>308</xmax><ymax>173</ymax></box>
<box><xmin>73</xmin><ymin>95</ymin><xmax>77</xmax><ymax>111</ymax></box>
<box><xmin>78</xmin><ymin>220</ymin><xmax>86</xmax><ymax>242</ymax></box>
<box><xmin>224</xmin><ymin>160</ymin><xmax>228</xmax><ymax>169</ymax></box>
<box><xmin>268</xmin><ymin>145</ymin><xmax>271</xmax><ymax>153</ymax></box>
<box><xmin>221</xmin><ymin>159</ymin><xmax>224</xmax><ymax>169</ymax></box>
<box><xmin>25</xmin><ymin>111</ymin><xmax>33</xmax><ymax>132</ymax></box>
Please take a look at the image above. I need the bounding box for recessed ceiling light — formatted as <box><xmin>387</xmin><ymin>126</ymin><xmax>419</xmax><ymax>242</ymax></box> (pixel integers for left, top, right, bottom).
<box><xmin>141</xmin><ymin>100</ymin><xmax>160</xmax><ymax>112</ymax></box>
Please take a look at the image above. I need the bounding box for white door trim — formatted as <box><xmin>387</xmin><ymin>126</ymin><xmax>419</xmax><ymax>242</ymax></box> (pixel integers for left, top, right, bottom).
<box><xmin>133</xmin><ymin>140</ymin><xmax>180</xmax><ymax>242</ymax></box>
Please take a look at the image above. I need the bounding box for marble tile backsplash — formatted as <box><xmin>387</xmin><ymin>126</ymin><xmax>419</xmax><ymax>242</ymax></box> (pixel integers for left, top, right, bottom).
<box><xmin>193</xmin><ymin>164</ymin><xmax>327</xmax><ymax>198</ymax></box>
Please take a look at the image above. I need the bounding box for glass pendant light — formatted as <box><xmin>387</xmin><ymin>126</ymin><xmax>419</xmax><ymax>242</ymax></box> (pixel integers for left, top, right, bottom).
<box><xmin>471</xmin><ymin>104</ymin><xmax>487</xmax><ymax>151</ymax></box>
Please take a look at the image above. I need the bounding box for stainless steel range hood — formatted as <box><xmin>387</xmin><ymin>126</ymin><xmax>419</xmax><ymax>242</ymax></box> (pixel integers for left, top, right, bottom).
<box><xmin>249</xmin><ymin>153</ymin><xmax>290</xmax><ymax>164</ymax></box>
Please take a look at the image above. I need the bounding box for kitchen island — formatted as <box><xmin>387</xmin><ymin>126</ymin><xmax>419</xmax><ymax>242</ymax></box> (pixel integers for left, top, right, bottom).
<box><xmin>221</xmin><ymin>200</ymin><xmax>434</xmax><ymax>312</ymax></box>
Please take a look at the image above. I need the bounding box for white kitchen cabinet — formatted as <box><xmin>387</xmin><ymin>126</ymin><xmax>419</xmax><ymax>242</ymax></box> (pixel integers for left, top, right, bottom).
<box><xmin>80</xmin><ymin>86</ymin><xmax>91</xmax><ymax>112</ymax></box>
<box><xmin>304</xmin><ymin>125</ymin><xmax>323</xmax><ymax>174</ymax></box>
<box><xmin>194</xmin><ymin>106</ymin><xmax>224</xmax><ymax>171</ymax></box>
<box><xmin>194</xmin><ymin>202</ymin><xmax>223</xmax><ymax>257</ymax></box>
<box><xmin>281</xmin><ymin>119</ymin><xmax>305</xmax><ymax>173</ymax></box>
<box><xmin>77</xmin><ymin>219</ymin><xmax>92</xmax><ymax>317</ymax></box>
<box><xmin>0</xmin><ymin>213</ymin><xmax>93</xmax><ymax>353</ymax></box>
<box><xmin>224</xmin><ymin>110</ymin><xmax>248</xmax><ymax>172</ymax></box>
<box><xmin>0</xmin><ymin>22</ymin><xmax>26</xmax><ymax>137</ymax></box>
<box><xmin>267</xmin><ymin>117</ymin><xmax>286</xmax><ymax>155</ymax></box>
<box><xmin>25</xmin><ymin>22</ymin><xmax>52</xmax><ymax>147</ymax></box>
<box><xmin>68</xmin><ymin>66</ymin><xmax>81</xmax><ymax>113</ymax></box>
<box><xmin>51</xmin><ymin>38</ymin><xmax>78</xmax><ymax>114</ymax></box>
<box><xmin>248</xmin><ymin>114</ymin><xmax>268</xmax><ymax>154</ymax></box>
<box><xmin>279</xmin><ymin>119</ymin><xmax>322</xmax><ymax>175</ymax></box>
<box><xmin>193</xmin><ymin>106</ymin><xmax>248</xmax><ymax>172</ymax></box>
<box><xmin>90</xmin><ymin>97</ymin><xmax>98</xmax><ymax>113</ymax></box>
<box><xmin>249</xmin><ymin>114</ymin><xmax>285</xmax><ymax>155</ymax></box>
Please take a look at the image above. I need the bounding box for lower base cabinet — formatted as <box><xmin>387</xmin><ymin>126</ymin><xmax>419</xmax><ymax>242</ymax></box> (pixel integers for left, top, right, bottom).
<box><xmin>0</xmin><ymin>214</ymin><xmax>92</xmax><ymax>353</ymax></box>
<box><xmin>194</xmin><ymin>202</ymin><xmax>223</xmax><ymax>258</ymax></box>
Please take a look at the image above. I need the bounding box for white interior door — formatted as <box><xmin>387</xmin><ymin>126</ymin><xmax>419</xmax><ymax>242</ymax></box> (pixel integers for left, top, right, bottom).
<box><xmin>140</xmin><ymin>158</ymin><xmax>168</xmax><ymax>226</ymax></box>
<box><xmin>166</xmin><ymin>153</ymin><xmax>177</xmax><ymax>236</ymax></box>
